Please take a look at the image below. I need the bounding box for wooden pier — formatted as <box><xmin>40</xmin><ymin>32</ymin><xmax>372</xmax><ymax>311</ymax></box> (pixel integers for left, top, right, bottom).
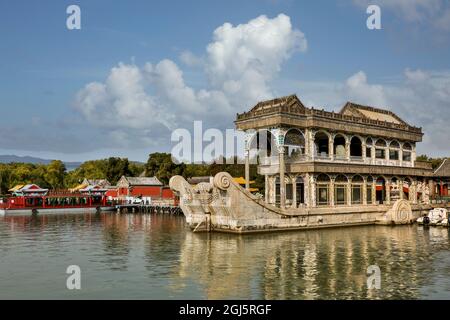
<box><xmin>115</xmin><ymin>204</ymin><xmax>182</xmax><ymax>215</ymax></box>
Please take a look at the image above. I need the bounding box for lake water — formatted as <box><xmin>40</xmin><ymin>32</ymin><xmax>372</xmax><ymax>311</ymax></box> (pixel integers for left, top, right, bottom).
<box><xmin>0</xmin><ymin>212</ymin><xmax>449</xmax><ymax>299</ymax></box>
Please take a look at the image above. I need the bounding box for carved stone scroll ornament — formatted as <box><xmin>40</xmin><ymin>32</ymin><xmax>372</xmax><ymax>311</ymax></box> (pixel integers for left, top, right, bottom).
<box><xmin>214</xmin><ymin>172</ymin><xmax>232</xmax><ymax>190</ymax></box>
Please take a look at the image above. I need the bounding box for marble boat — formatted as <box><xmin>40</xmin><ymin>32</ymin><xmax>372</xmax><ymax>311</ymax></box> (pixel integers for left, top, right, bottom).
<box><xmin>170</xmin><ymin>95</ymin><xmax>442</xmax><ymax>233</ymax></box>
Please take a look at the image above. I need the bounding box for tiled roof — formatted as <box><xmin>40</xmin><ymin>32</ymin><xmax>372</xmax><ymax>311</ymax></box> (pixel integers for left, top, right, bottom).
<box><xmin>124</xmin><ymin>176</ymin><xmax>163</xmax><ymax>186</ymax></box>
<box><xmin>84</xmin><ymin>179</ymin><xmax>111</xmax><ymax>187</ymax></box>
<box><xmin>248</xmin><ymin>94</ymin><xmax>305</xmax><ymax>114</ymax></box>
<box><xmin>434</xmin><ymin>158</ymin><xmax>450</xmax><ymax>177</ymax></box>
<box><xmin>340</xmin><ymin>102</ymin><xmax>408</xmax><ymax>126</ymax></box>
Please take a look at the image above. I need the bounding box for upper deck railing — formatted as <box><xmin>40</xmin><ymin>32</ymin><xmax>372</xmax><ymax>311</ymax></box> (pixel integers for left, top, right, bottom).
<box><xmin>236</xmin><ymin>106</ymin><xmax>422</xmax><ymax>134</ymax></box>
<box><xmin>258</xmin><ymin>154</ymin><xmax>432</xmax><ymax>169</ymax></box>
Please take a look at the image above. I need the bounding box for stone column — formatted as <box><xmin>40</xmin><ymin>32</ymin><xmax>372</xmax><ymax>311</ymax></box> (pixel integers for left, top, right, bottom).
<box><xmin>347</xmin><ymin>179</ymin><xmax>352</xmax><ymax>205</ymax></box>
<box><xmin>399</xmin><ymin>148</ymin><xmax>403</xmax><ymax>167</ymax></box>
<box><xmin>371</xmin><ymin>145</ymin><xmax>376</xmax><ymax>164</ymax></box>
<box><xmin>292</xmin><ymin>176</ymin><xmax>297</xmax><ymax>208</ymax></box>
<box><xmin>429</xmin><ymin>179</ymin><xmax>435</xmax><ymax>199</ymax></box>
<box><xmin>310</xmin><ymin>174</ymin><xmax>316</xmax><ymax>207</ymax></box>
<box><xmin>372</xmin><ymin>180</ymin><xmax>376</xmax><ymax>204</ymax></box>
<box><xmin>362</xmin><ymin>141</ymin><xmax>367</xmax><ymax>160</ymax></box>
<box><xmin>244</xmin><ymin>149</ymin><xmax>250</xmax><ymax>190</ymax></box>
<box><xmin>330</xmin><ymin>177</ymin><xmax>335</xmax><ymax>207</ymax></box>
<box><xmin>304</xmin><ymin>173</ymin><xmax>310</xmax><ymax>207</ymax></box>
<box><xmin>265</xmin><ymin>175</ymin><xmax>269</xmax><ymax>203</ymax></box>
<box><xmin>310</xmin><ymin>131</ymin><xmax>316</xmax><ymax>159</ymax></box>
<box><xmin>329</xmin><ymin>135</ymin><xmax>334</xmax><ymax>160</ymax></box>
<box><xmin>386</xmin><ymin>180</ymin><xmax>391</xmax><ymax>205</ymax></box>
<box><xmin>411</xmin><ymin>181</ymin><xmax>417</xmax><ymax>204</ymax></box>
<box><xmin>304</xmin><ymin>129</ymin><xmax>310</xmax><ymax>159</ymax></box>
<box><xmin>398</xmin><ymin>179</ymin><xmax>404</xmax><ymax>200</ymax></box>
<box><xmin>346</xmin><ymin>139</ymin><xmax>350</xmax><ymax>161</ymax></box>
<box><xmin>412</xmin><ymin>145</ymin><xmax>416</xmax><ymax>167</ymax></box>
<box><xmin>273</xmin><ymin>176</ymin><xmax>277</xmax><ymax>204</ymax></box>
<box><xmin>363</xmin><ymin>177</ymin><xmax>367</xmax><ymax>205</ymax></box>
<box><xmin>279</xmin><ymin>147</ymin><xmax>286</xmax><ymax>209</ymax></box>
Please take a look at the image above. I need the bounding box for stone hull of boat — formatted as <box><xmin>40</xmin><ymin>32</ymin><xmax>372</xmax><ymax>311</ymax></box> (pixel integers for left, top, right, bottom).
<box><xmin>170</xmin><ymin>172</ymin><xmax>427</xmax><ymax>234</ymax></box>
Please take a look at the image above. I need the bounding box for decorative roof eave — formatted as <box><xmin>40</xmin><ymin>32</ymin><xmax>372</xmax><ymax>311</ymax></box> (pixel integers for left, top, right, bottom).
<box><xmin>236</xmin><ymin>107</ymin><xmax>423</xmax><ymax>138</ymax></box>
<box><xmin>236</xmin><ymin>94</ymin><xmax>306</xmax><ymax>121</ymax></box>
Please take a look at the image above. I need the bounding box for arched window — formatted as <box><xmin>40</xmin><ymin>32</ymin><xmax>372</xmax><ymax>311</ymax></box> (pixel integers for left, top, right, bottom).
<box><xmin>285</xmin><ymin>129</ymin><xmax>305</xmax><ymax>161</ymax></box>
<box><xmin>249</xmin><ymin>130</ymin><xmax>277</xmax><ymax>163</ymax></box>
<box><xmin>334</xmin><ymin>134</ymin><xmax>346</xmax><ymax>159</ymax></box>
<box><xmin>286</xmin><ymin>177</ymin><xmax>293</xmax><ymax>205</ymax></box>
<box><xmin>389</xmin><ymin>140</ymin><xmax>400</xmax><ymax>160</ymax></box>
<box><xmin>375</xmin><ymin>139</ymin><xmax>387</xmax><ymax>159</ymax></box>
<box><xmin>296</xmin><ymin>176</ymin><xmax>305</xmax><ymax>206</ymax></box>
<box><xmin>350</xmin><ymin>136</ymin><xmax>363</xmax><ymax>158</ymax></box>
<box><xmin>376</xmin><ymin>177</ymin><xmax>386</xmax><ymax>204</ymax></box>
<box><xmin>403</xmin><ymin>143</ymin><xmax>412</xmax><ymax>162</ymax></box>
<box><xmin>351</xmin><ymin>175</ymin><xmax>363</xmax><ymax>204</ymax></box>
<box><xmin>316</xmin><ymin>174</ymin><xmax>330</xmax><ymax>206</ymax></box>
<box><xmin>366</xmin><ymin>138</ymin><xmax>373</xmax><ymax>158</ymax></box>
<box><xmin>334</xmin><ymin>174</ymin><xmax>348</xmax><ymax>205</ymax></box>
<box><xmin>314</xmin><ymin>132</ymin><xmax>330</xmax><ymax>157</ymax></box>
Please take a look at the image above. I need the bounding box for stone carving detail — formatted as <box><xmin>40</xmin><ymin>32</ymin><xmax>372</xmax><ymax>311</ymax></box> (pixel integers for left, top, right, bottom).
<box><xmin>193</xmin><ymin>182</ymin><xmax>212</xmax><ymax>193</ymax></box>
<box><xmin>310</xmin><ymin>175</ymin><xmax>316</xmax><ymax>206</ymax></box>
<box><xmin>214</xmin><ymin>172</ymin><xmax>232</xmax><ymax>190</ymax></box>
<box><xmin>385</xmin><ymin>199</ymin><xmax>413</xmax><ymax>224</ymax></box>
<box><xmin>416</xmin><ymin>182</ymin><xmax>430</xmax><ymax>204</ymax></box>
<box><xmin>390</xmin><ymin>183</ymin><xmax>400</xmax><ymax>201</ymax></box>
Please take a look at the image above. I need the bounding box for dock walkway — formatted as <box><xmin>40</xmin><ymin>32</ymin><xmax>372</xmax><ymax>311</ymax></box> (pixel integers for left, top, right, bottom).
<box><xmin>115</xmin><ymin>203</ymin><xmax>182</xmax><ymax>215</ymax></box>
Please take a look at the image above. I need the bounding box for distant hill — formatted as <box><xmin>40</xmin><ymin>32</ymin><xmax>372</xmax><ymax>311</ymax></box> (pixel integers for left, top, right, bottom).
<box><xmin>0</xmin><ymin>155</ymin><xmax>82</xmax><ymax>171</ymax></box>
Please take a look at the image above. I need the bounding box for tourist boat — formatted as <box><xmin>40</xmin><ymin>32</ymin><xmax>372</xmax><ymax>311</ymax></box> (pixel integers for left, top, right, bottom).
<box><xmin>170</xmin><ymin>95</ymin><xmax>449</xmax><ymax>233</ymax></box>
<box><xmin>0</xmin><ymin>184</ymin><xmax>115</xmax><ymax>216</ymax></box>
<box><xmin>429</xmin><ymin>208</ymin><xmax>447</xmax><ymax>226</ymax></box>
<box><xmin>417</xmin><ymin>208</ymin><xmax>448</xmax><ymax>226</ymax></box>
<box><xmin>416</xmin><ymin>215</ymin><xmax>430</xmax><ymax>225</ymax></box>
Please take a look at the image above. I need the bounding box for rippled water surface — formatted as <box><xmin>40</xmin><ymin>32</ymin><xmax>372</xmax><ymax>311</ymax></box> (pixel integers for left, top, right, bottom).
<box><xmin>0</xmin><ymin>212</ymin><xmax>449</xmax><ymax>299</ymax></box>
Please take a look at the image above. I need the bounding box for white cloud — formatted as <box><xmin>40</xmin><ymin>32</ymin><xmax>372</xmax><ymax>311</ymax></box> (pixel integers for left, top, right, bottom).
<box><xmin>206</xmin><ymin>14</ymin><xmax>307</xmax><ymax>107</ymax></box>
<box><xmin>179</xmin><ymin>50</ymin><xmax>204</xmax><ymax>67</ymax></box>
<box><xmin>344</xmin><ymin>71</ymin><xmax>387</xmax><ymax>107</ymax></box>
<box><xmin>74</xmin><ymin>14</ymin><xmax>307</xmax><ymax>147</ymax></box>
<box><xmin>75</xmin><ymin>63</ymin><xmax>174</xmax><ymax>130</ymax></box>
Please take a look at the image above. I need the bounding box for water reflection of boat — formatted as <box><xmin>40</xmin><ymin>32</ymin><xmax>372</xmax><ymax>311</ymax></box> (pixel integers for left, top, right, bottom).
<box><xmin>172</xmin><ymin>225</ymin><xmax>448</xmax><ymax>299</ymax></box>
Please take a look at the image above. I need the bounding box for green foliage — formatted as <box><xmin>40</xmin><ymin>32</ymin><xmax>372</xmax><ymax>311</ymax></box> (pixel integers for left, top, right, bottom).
<box><xmin>145</xmin><ymin>153</ymin><xmax>186</xmax><ymax>185</ymax></box>
<box><xmin>65</xmin><ymin>157</ymin><xmax>141</xmax><ymax>186</ymax></box>
<box><xmin>0</xmin><ymin>152</ymin><xmax>268</xmax><ymax>194</ymax></box>
<box><xmin>144</xmin><ymin>153</ymin><xmax>264</xmax><ymax>191</ymax></box>
<box><xmin>416</xmin><ymin>155</ymin><xmax>446</xmax><ymax>170</ymax></box>
<box><xmin>105</xmin><ymin>157</ymin><xmax>132</xmax><ymax>185</ymax></box>
<box><xmin>45</xmin><ymin>160</ymin><xmax>66</xmax><ymax>189</ymax></box>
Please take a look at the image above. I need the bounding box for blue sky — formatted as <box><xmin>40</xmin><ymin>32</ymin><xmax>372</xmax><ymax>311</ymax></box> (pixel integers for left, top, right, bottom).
<box><xmin>0</xmin><ymin>0</ymin><xmax>449</xmax><ymax>161</ymax></box>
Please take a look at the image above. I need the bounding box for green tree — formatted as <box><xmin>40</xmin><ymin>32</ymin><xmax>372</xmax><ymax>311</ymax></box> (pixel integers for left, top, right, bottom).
<box><xmin>0</xmin><ymin>166</ymin><xmax>12</xmax><ymax>195</ymax></box>
<box><xmin>145</xmin><ymin>153</ymin><xmax>186</xmax><ymax>185</ymax></box>
<box><xmin>44</xmin><ymin>160</ymin><xmax>66</xmax><ymax>189</ymax></box>
<box><xmin>106</xmin><ymin>157</ymin><xmax>131</xmax><ymax>184</ymax></box>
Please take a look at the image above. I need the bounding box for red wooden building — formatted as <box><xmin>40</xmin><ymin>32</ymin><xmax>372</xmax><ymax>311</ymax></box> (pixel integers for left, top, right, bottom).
<box><xmin>116</xmin><ymin>176</ymin><xmax>175</xmax><ymax>201</ymax></box>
